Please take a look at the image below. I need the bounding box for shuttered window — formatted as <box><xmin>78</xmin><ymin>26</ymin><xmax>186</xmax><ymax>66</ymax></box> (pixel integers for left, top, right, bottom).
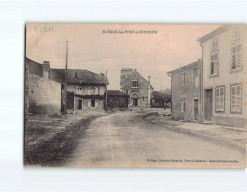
<box><xmin>215</xmin><ymin>86</ymin><xmax>225</xmax><ymax>112</ymax></box>
<box><xmin>231</xmin><ymin>44</ymin><xmax>241</xmax><ymax>71</ymax></box>
<box><xmin>181</xmin><ymin>71</ymin><xmax>186</xmax><ymax>86</ymax></box>
<box><xmin>231</xmin><ymin>84</ymin><xmax>242</xmax><ymax>113</ymax></box>
<box><xmin>210</xmin><ymin>52</ymin><xmax>219</xmax><ymax>76</ymax></box>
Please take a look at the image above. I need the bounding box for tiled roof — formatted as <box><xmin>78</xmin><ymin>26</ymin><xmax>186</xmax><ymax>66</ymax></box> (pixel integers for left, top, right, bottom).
<box><xmin>167</xmin><ymin>60</ymin><xmax>200</xmax><ymax>75</ymax></box>
<box><xmin>107</xmin><ymin>90</ymin><xmax>129</xmax><ymax>96</ymax></box>
<box><xmin>52</xmin><ymin>69</ymin><xmax>108</xmax><ymax>85</ymax></box>
<box><xmin>197</xmin><ymin>25</ymin><xmax>232</xmax><ymax>43</ymax></box>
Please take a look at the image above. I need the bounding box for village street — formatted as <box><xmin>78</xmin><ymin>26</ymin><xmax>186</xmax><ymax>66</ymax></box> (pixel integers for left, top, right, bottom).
<box><xmin>65</xmin><ymin>108</ymin><xmax>246</xmax><ymax>168</ymax></box>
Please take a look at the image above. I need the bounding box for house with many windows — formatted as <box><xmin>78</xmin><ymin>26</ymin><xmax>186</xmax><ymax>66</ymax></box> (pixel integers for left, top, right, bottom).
<box><xmin>167</xmin><ymin>59</ymin><xmax>202</xmax><ymax>122</ymax></box>
<box><xmin>198</xmin><ymin>25</ymin><xmax>247</xmax><ymax>128</ymax></box>
<box><xmin>120</xmin><ymin>68</ymin><xmax>153</xmax><ymax>107</ymax></box>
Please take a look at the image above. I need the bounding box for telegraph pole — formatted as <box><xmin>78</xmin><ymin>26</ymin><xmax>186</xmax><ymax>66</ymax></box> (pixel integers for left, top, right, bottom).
<box><xmin>64</xmin><ymin>41</ymin><xmax>69</xmax><ymax>115</ymax></box>
<box><xmin>105</xmin><ymin>69</ymin><xmax>108</xmax><ymax>112</ymax></box>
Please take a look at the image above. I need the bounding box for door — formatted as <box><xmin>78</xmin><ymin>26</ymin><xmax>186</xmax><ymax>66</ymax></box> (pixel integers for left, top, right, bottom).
<box><xmin>204</xmin><ymin>89</ymin><xmax>212</xmax><ymax>121</ymax></box>
<box><xmin>78</xmin><ymin>100</ymin><xmax>82</xmax><ymax>109</ymax></box>
<box><xmin>133</xmin><ymin>98</ymin><xmax>138</xmax><ymax>106</ymax></box>
<box><xmin>194</xmin><ymin>99</ymin><xmax>199</xmax><ymax>120</ymax></box>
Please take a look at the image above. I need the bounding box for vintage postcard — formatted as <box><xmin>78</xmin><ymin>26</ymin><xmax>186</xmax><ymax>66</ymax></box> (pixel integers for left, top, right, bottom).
<box><xmin>24</xmin><ymin>24</ymin><xmax>247</xmax><ymax>168</ymax></box>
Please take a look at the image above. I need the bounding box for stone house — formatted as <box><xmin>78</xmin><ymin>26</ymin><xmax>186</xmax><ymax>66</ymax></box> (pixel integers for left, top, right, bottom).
<box><xmin>53</xmin><ymin>69</ymin><xmax>108</xmax><ymax>112</ymax></box>
<box><xmin>120</xmin><ymin>68</ymin><xmax>153</xmax><ymax>107</ymax></box>
<box><xmin>167</xmin><ymin>59</ymin><xmax>202</xmax><ymax>122</ymax></box>
<box><xmin>198</xmin><ymin>25</ymin><xmax>247</xmax><ymax>128</ymax></box>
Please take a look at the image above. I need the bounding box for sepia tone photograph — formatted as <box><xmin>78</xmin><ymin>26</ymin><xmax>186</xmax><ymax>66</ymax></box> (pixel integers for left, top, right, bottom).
<box><xmin>24</xmin><ymin>24</ymin><xmax>247</xmax><ymax>168</ymax></box>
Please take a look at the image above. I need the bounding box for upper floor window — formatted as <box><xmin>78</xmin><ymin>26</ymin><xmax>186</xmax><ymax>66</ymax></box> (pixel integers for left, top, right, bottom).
<box><xmin>180</xmin><ymin>99</ymin><xmax>186</xmax><ymax>113</ymax></box>
<box><xmin>132</xmin><ymin>80</ymin><xmax>139</xmax><ymax>88</ymax></box>
<box><xmin>194</xmin><ymin>68</ymin><xmax>199</xmax><ymax>87</ymax></box>
<box><xmin>231</xmin><ymin>84</ymin><xmax>242</xmax><ymax>113</ymax></box>
<box><xmin>231</xmin><ymin>44</ymin><xmax>242</xmax><ymax>71</ymax></box>
<box><xmin>212</xmin><ymin>39</ymin><xmax>217</xmax><ymax>50</ymax></box>
<box><xmin>210</xmin><ymin>52</ymin><xmax>219</xmax><ymax>76</ymax></box>
<box><xmin>233</xmin><ymin>28</ymin><xmax>240</xmax><ymax>40</ymax></box>
<box><xmin>181</xmin><ymin>71</ymin><xmax>186</xmax><ymax>86</ymax></box>
<box><xmin>215</xmin><ymin>86</ymin><xmax>225</xmax><ymax>112</ymax></box>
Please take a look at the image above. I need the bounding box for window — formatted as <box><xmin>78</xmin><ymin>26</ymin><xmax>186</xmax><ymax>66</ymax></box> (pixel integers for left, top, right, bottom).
<box><xmin>212</xmin><ymin>39</ymin><xmax>217</xmax><ymax>50</ymax></box>
<box><xmin>210</xmin><ymin>52</ymin><xmax>219</xmax><ymax>76</ymax></box>
<box><xmin>142</xmin><ymin>97</ymin><xmax>145</xmax><ymax>101</ymax></box>
<box><xmin>231</xmin><ymin>84</ymin><xmax>242</xmax><ymax>113</ymax></box>
<box><xmin>132</xmin><ymin>80</ymin><xmax>139</xmax><ymax>88</ymax></box>
<box><xmin>181</xmin><ymin>71</ymin><xmax>186</xmax><ymax>86</ymax></box>
<box><xmin>231</xmin><ymin>44</ymin><xmax>241</xmax><ymax>71</ymax></box>
<box><xmin>194</xmin><ymin>68</ymin><xmax>199</xmax><ymax>87</ymax></box>
<box><xmin>215</xmin><ymin>86</ymin><xmax>225</xmax><ymax>112</ymax></box>
<box><xmin>233</xmin><ymin>28</ymin><xmax>240</xmax><ymax>40</ymax></box>
<box><xmin>181</xmin><ymin>99</ymin><xmax>186</xmax><ymax>113</ymax></box>
<box><xmin>75</xmin><ymin>71</ymin><xmax>78</xmax><ymax>79</ymax></box>
<box><xmin>91</xmin><ymin>99</ymin><xmax>95</xmax><ymax>107</ymax></box>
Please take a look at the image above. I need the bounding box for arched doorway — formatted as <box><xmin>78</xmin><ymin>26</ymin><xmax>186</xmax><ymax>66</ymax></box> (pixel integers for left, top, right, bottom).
<box><xmin>130</xmin><ymin>92</ymin><xmax>140</xmax><ymax>107</ymax></box>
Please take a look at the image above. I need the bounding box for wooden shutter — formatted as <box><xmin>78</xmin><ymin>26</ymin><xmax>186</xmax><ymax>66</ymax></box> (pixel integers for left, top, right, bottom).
<box><xmin>95</xmin><ymin>99</ymin><xmax>98</xmax><ymax>107</ymax></box>
<box><xmin>88</xmin><ymin>99</ymin><xmax>91</xmax><ymax>108</ymax></box>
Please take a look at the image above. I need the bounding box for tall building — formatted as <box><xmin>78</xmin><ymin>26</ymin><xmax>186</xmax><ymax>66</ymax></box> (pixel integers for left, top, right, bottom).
<box><xmin>198</xmin><ymin>25</ymin><xmax>247</xmax><ymax>128</ymax></box>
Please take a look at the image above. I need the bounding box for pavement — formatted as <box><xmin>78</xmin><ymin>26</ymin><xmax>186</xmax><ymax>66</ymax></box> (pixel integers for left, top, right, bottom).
<box><xmin>65</xmin><ymin>108</ymin><xmax>246</xmax><ymax>168</ymax></box>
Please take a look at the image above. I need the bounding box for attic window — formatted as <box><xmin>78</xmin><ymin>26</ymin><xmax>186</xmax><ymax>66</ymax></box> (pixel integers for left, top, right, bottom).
<box><xmin>75</xmin><ymin>71</ymin><xmax>78</xmax><ymax>79</ymax></box>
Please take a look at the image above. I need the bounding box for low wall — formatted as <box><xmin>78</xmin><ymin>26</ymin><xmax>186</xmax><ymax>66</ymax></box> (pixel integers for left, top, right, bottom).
<box><xmin>28</xmin><ymin>74</ymin><xmax>61</xmax><ymax>115</ymax></box>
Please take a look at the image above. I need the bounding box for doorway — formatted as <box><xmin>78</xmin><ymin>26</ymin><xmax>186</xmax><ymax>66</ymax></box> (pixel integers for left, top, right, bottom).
<box><xmin>194</xmin><ymin>99</ymin><xmax>199</xmax><ymax>121</ymax></box>
<box><xmin>204</xmin><ymin>89</ymin><xmax>212</xmax><ymax>121</ymax></box>
<box><xmin>77</xmin><ymin>100</ymin><xmax>82</xmax><ymax>110</ymax></box>
<box><xmin>133</xmin><ymin>98</ymin><xmax>138</xmax><ymax>106</ymax></box>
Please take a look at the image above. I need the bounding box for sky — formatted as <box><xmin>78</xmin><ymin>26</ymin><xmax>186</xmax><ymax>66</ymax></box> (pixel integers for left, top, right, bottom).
<box><xmin>26</xmin><ymin>24</ymin><xmax>219</xmax><ymax>90</ymax></box>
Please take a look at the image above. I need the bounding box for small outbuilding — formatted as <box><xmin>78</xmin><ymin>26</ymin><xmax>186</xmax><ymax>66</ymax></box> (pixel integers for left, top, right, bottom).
<box><xmin>105</xmin><ymin>90</ymin><xmax>129</xmax><ymax>112</ymax></box>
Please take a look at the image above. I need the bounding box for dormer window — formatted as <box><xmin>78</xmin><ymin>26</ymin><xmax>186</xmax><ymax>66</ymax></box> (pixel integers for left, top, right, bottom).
<box><xmin>212</xmin><ymin>39</ymin><xmax>217</xmax><ymax>50</ymax></box>
<box><xmin>233</xmin><ymin>28</ymin><xmax>240</xmax><ymax>40</ymax></box>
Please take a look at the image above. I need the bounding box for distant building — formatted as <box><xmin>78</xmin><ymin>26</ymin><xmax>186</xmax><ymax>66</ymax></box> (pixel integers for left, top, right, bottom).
<box><xmin>120</xmin><ymin>68</ymin><xmax>153</xmax><ymax>107</ymax></box>
<box><xmin>167</xmin><ymin>60</ymin><xmax>202</xmax><ymax>122</ymax></box>
<box><xmin>198</xmin><ymin>25</ymin><xmax>247</xmax><ymax>128</ymax></box>
<box><xmin>54</xmin><ymin>69</ymin><xmax>108</xmax><ymax>112</ymax></box>
<box><xmin>105</xmin><ymin>90</ymin><xmax>129</xmax><ymax>112</ymax></box>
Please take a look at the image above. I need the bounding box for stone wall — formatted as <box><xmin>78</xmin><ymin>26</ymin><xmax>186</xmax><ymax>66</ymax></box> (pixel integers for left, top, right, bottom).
<box><xmin>28</xmin><ymin>74</ymin><xmax>61</xmax><ymax>115</ymax></box>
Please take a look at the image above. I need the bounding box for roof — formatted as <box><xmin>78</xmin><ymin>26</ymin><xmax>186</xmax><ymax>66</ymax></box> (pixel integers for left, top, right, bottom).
<box><xmin>53</xmin><ymin>69</ymin><xmax>108</xmax><ymax>85</ymax></box>
<box><xmin>123</xmin><ymin>69</ymin><xmax>154</xmax><ymax>90</ymax></box>
<box><xmin>107</xmin><ymin>90</ymin><xmax>129</xmax><ymax>96</ymax></box>
<box><xmin>198</xmin><ymin>25</ymin><xmax>233</xmax><ymax>43</ymax></box>
<box><xmin>167</xmin><ymin>60</ymin><xmax>200</xmax><ymax>75</ymax></box>
<box><xmin>121</xmin><ymin>68</ymin><xmax>134</xmax><ymax>71</ymax></box>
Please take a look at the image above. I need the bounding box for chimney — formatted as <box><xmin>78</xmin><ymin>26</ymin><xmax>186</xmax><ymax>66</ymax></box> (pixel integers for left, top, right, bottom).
<box><xmin>42</xmin><ymin>61</ymin><xmax>50</xmax><ymax>79</ymax></box>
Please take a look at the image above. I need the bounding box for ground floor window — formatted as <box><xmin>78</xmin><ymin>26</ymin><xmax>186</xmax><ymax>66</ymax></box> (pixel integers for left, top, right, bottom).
<box><xmin>181</xmin><ymin>99</ymin><xmax>186</xmax><ymax>113</ymax></box>
<box><xmin>215</xmin><ymin>86</ymin><xmax>225</xmax><ymax>112</ymax></box>
<box><xmin>231</xmin><ymin>84</ymin><xmax>242</xmax><ymax>113</ymax></box>
<box><xmin>88</xmin><ymin>99</ymin><xmax>98</xmax><ymax>108</ymax></box>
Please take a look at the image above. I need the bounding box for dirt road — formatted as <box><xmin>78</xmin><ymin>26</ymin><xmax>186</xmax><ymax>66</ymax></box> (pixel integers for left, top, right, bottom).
<box><xmin>65</xmin><ymin>109</ymin><xmax>246</xmax><ymax>168</ymax></box>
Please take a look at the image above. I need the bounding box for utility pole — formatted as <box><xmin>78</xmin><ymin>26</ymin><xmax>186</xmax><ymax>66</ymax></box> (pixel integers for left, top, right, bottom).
<box><xmin>105</xmin><ymin>69</ymin><xmax>108</xmax><ymax>112</ymax></box>
<box><xmin>64</xmin><ymin>41</ymin><xmax>69</xmax><ymax>115</ymax></box>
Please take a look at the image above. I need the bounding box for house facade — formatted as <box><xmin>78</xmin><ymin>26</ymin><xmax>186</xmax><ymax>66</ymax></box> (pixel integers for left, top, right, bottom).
<box><xmin>167</xmin><ymin>60</ymin><xmax>202</xmax><ymax>122</ymax></box>
<box><xmin>198</xmin><ymin>25</ymin><xmax>247</xmax><ymax>128</ymax></box>
<box><xmin>54</xmin><ymin>69</ymin><xmax>108</xmax><ymax>112</ymax></box>
<box><xmin>120</xmin><ymin>68</ymin><xmax>153</xmax><ymax>107</ymax></box>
